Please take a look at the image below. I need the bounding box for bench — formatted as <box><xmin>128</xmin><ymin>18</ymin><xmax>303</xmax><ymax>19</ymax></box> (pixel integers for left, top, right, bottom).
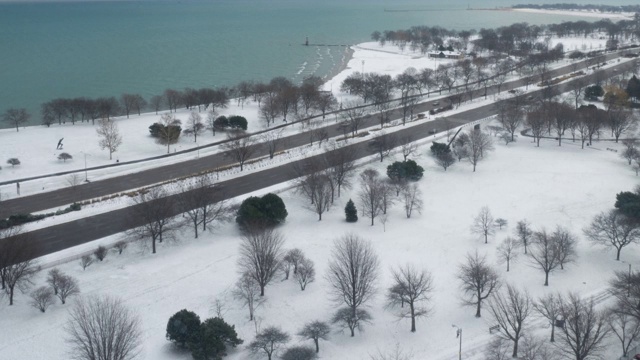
<box><xmin>489</xmin><ymin>325</ymin><xmax>500</xmax><ymax>334</ymax></box>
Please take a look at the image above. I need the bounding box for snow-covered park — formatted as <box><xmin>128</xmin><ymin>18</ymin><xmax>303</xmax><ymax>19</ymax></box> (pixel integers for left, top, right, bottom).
<box><xmin>1</xmin><ymin>24</ymin><xmax>640</xmax><ymax>360</ymax></box>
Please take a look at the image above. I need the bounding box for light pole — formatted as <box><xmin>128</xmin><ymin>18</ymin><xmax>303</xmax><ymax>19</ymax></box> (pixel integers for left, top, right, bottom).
<box><xmin>82</xmin><ymin>152</ymin><xmax>91</xmax><ymax>182</ymax></box>
<box><xmin>452</xmin><ymin>324</ymin><xmax>462</xmax><ymax>360</ymax></box>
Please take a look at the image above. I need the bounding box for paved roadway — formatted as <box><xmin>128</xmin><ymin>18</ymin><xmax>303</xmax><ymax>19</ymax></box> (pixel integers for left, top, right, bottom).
<box><xmin>1</xmin><ymin>54</ymin><xmax>637</xmax><ymax>259</ymax></box>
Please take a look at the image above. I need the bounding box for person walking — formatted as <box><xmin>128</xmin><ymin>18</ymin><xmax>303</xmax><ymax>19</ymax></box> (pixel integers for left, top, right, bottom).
<box><xmin>16</xmin><ymin>182</ymin><xmax>20</xmax><ymax>195</ymax></box>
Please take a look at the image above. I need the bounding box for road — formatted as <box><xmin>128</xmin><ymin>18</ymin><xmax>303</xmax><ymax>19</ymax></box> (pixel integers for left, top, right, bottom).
<box><xmin>0</xmin><ymin>51</ymin><xmax>633</xmax><ymax>220</ymax></box>
<box><xmin>1</xmin><ymin>53</ymin><xmax>637</xmax><ymax>259</ymax></box>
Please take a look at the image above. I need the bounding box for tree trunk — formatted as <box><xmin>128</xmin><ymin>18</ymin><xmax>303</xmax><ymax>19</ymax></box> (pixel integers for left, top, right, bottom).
<box><xmin>475</xmin><ymin>296</ymin><xmax>482</xmax><ymax>317</ymax></box>
<box><xmin>512</xmin><ymin>338</ymin><xmax>519</xmax><ymax>358</ymax></box>
<box><xmin>260</xmin><ymin>285</ymin><xmax>265</xmax><ymax>297</ymax></box>
<box><xmin>550</xmin><ymin>323</ymin><xmax>555</xmax><ymax>342</ymax></box>
<box><xmin>314</xmin><ymin>338</ymin><xmax>319</xmax><ymax>353</ymax></box>
<box><xmin>152</xmin><ymin>236</ymin><xmax>157</xmax><ymax>254</ymax></box>
<box><xmin>410</xmin><ymin>303</ymin><xmax>416</xmax><ymax>332</ymax></box>
<box><xmin>544</xmin><ymin>271</ymin><xmax>549</xmax><ymax>286</ymax></box>
<box><xmin>9</xmin><ymin>285</ymin><xmax>15</xmax><ymax>305</ymax></box>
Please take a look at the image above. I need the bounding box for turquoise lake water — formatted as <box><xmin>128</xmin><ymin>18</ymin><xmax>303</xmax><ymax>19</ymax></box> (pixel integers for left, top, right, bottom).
<box><xmin>0</xmin><ymin>0</ymin><xmax>638</xmax><ymax>127</ymax></box>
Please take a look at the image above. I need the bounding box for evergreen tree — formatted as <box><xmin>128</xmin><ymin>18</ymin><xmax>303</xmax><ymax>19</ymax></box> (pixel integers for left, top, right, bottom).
<box><xmin>166</xmin><ymin>309</ymin><xmax>202</xmax><ymax>349</ymax></box>
<box><xmin>188</xmin><ymin>317</ymin><xmax>243</xmax><ymax>360</ymax></box>
<box><xmin>345</xmin><ymin>199</ymin><xmax>358</xmax><ymax>223</ymax></box>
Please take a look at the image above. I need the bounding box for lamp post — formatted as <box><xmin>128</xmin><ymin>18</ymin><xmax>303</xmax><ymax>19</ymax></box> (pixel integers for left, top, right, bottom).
<box><xmin>82</xmin><ymin>152</ymin><xmax>91</xmax><ymax>182</ymax></box>
<box><xmin>452</xmin><ymin>324</ymin><xmax>462</xmax><ymax>360</ymax></box>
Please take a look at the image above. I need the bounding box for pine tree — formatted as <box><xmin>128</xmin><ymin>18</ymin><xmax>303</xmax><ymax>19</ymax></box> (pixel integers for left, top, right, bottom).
<box><xmin>345</xmin><ymin>199</ymin><xmax>358</xmax><ymax>223</ymax></box>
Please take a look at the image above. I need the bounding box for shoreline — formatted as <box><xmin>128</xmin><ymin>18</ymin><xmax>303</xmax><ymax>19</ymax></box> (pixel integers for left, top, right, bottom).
<box><xmin>322</xmin><ymin>45</ymin><xmax>355</xmax><ymax>84</ymax></box>
<box><xmin>507</xmin><ymin>7</ymin><xmax>634</xmax><ymax>20</ymax></box>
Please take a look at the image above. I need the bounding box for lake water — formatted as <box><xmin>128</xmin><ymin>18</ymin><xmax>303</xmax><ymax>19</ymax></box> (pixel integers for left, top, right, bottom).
<box><xmin>0</xmin><ymin>0</ymin><xmax>636</xmax><ymax>127</ymax></box>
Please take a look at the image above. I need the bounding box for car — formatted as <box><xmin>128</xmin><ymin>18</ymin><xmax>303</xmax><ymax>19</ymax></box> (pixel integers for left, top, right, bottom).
<box><xmin>432</xmin><ymin>101</ymin><xmax>439</xmax><ymax>106</ymax></box>
<box><xmin>429</xmin><ymin>129</ymin><xmax>438</xmax><ymax>134</ymax></box>
<box><xmin>633</xmin><ymin>354</ymin><xmax>640</xmax><ymax>360</ymax></box>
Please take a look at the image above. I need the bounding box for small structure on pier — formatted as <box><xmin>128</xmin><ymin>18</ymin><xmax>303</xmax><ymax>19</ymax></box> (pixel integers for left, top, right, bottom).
<box><xmin>305</xmin><ymin>36</ymin><xmax>309</xmax><ymax>46</ymax></box>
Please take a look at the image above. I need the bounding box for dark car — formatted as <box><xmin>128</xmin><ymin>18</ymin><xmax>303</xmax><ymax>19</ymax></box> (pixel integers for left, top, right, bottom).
<box><xmin>633</xmin><ymin>354</ymin><xmax>640</xmax><ymax>360</ymax></box>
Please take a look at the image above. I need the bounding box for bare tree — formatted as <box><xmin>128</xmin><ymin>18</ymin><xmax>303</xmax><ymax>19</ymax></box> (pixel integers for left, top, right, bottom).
<box><xmin>66</xmin><ymin>295</ymin><xmax>142</xmax><ymax>360</ymax></box>
<box><xmin>497</xmin><ymin>237</ymin><xmax>520</xmax><ymax>272</ymax></box>
<box><xmin>0</xmin><ymin>230</ymin><xmax>38</xmax><ymax>305</ymax></box>
<box><xmin>248</xmin><ymin>326</ymin><xmax>290</xmax><ymax>360</ymax></box>
<box><xmin>120</xmin><ymin>94</ymin><xmax>146</xmax><ymax>118</ymax></box>
<box><xmin>534</xmin><ymin>293</ymin><xmax>561</xmax><ymax>343</ymax></box>
<box><xmin>467</xmin><ymin>129</ymin><xmax>494</xmax><ymax>172</ymax></box>
<box><xmin>528</xmin><ymin>229</ymin><xmax>562</xmax><ymax>286</ymax></box>
<box><xmin>294</xmin><ymin>257</ymin><xmax>315</xmax><ymax>291</ymax></box>
<box><xmin>177</xmin><ymin>174</ymin><xmax>229</xmax><ymax>239</ymax></box>
<box><xmin>156</xmin><ymin>113</ymin><xmax>182</xmax><ymax>154</ymax></box>
<box><xmin>526</xmin><ymin>109</ymin><xmax>546</xmax><ymax>147</ymax></box>
<box><xmin>127</xmin><ymin>186</ymin><xmax>180</xmax><ymax>254</ymax></box>
<box><xmin>471</xmin><ymin>206</ymin><xmax>496</xmax><ymax>244</ymax></box>
<box><xmin>80</xmin><ymin>255</ymin><xmax>94</xmax><ymax>270</ymax></box>
<box><xmin>3</xmin><ymin>108</ymin><xmax>30</xmax><ymax>132</ymax></box>
<box><xmin>369</xmin><ymin>131</ymin><xmax>397</xmax><ymax>162</ymax></box>
<box><xmin>556</xmin><ymin>293</ymin><xmax>610</xmax><ymax>360</ymax></box>
<box><xmin>488</xmin><ymin>284</ymin><xmax>533</xmax><ymax>358</ymax></box>
<box><xmin>308</xmin><ymin>173</ymin><xmax>332</xmax><ymax>221</ymax></box>
<box><xmin>400</xmin><ymin>137</ymin><xmax>418</xmax><ymax>161</ymax></box>
<box><xmin>96</xmin><ymin>118</ymin><xmax>123</xmax><ymax>160</ymax></box>
<box><xmin>149</xmin><ymin>95</ymin><xmax>163</xmax><ymax>115</ymax></box>
<box><xmin>261</xmin><ymin>129</ymin><xmax>285</xmax><ymax>159</ymax></box>
<box><xmin>326</xmin><ymin>234</ymin><xmax>380</xmax><ymax>336</ymax></box>
<box><xmin>184</xmin><ymin>111</ymin><xmax>204</xmax><ymax>142</ymax></box>
<box><xmin>298</xmin><ymin>321</ymin><xmax>330</xmax><ymax>353</ymax></box>
<box><xmin>232</xmin><ymin>272</ymin><xmax>263</xmax><ymax>321</ymax></box>
<box><xmin>57</xmin><ymin>274</ymin><xmax>80</xmax><ymax>304</ymax></box>
<box><xmin>583</xmin><ymin>210</ymin><xmax>640</xmax><ymax>261</ymax></box>
<box><xmin>369</xmin><ymin>344</ymin><xmax>413</xmax><ymax>360</ymax></box>
<box><xmin>341</xmin><ymin>100</ymin><xmax>367</xmax><ymax>137</ymax></box>
<box><xmin>30</xmin><ymin>286</ymin><xmax>54</xmax><ymax>313</ymax></box>
<box><xmin>47</xmin><ymin>268</ymin><xmax>63</xmax><ymax>295</ymax></box>
<box><xmin>457</xmin><ymin>251</ymin><xmax>501</xmax><ymax>317</ymax></box>
<box><xmin>519</xmin><ymin>335</ymin><xmax>558</xmax><ymax>360</ymax></box>
<box><xmin>401</xmin><ymin>183</ymin><xmax>423</xmax><ymax>219</ymax></box>
<box><xmin>282</xmin><ymin>248</ymin><xmax>304</xmax><ymax>280</ymax></box>
<box><xmin>223</xmin><ymin>131</ymin><xmax>255</xmax><ymax>171</ymax></box>
<box><xmin>608</xmin><ymin>309</ymin><xmax>640</xmax><ymax>358</ymax></box>
<box><xmin>358</xmin><ymin>169</ymin><xmax>385</xmax><ymax>226</ymax></box>
<box><xmin>553</xmin><ymin>226</ymin><xmax>577</xmax><ymax>270</ymax></box>
<box><xmin>324</xmin><ymin>143</ymin><xmax>358</xmax><ymax>201</ymax></box>
<box><xmin>238</xmin><ymin>227</ymin><xmax>285</xmax><ymax>296</ymax></box>
<box><xmin>484</xmin><ymin>336</ymin><xmax>511</xmax><ymax>360</ymax></box>
<box><xmin>386</xmin><ymin>264</ymin><xmax>433</xmax><ymax>332</ymax></box>
<box><xmin>515</xmin><ymin>219</ymin><xmax>533</xmax><ymax>254</ymax></box>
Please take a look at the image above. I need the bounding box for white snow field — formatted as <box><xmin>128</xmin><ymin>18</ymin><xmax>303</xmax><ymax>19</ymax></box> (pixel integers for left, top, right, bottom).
<box><xmin>1</xmin><ymin>131</ymin><xmax>639</xmax><ymax>360</ymax></box>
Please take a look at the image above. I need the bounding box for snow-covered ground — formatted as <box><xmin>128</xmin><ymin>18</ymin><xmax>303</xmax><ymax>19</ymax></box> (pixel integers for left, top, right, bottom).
<box><xmin>1</xmin><ymin>130</ymin><xmax>638</xmax><ymax>360</ymax></box>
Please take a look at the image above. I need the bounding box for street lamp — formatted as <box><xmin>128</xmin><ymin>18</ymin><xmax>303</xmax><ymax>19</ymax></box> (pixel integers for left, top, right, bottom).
<box><xmin>81</xmin><ymin>152</ymin><xmax>91</xmax><ymax>183</ymax></box>
<box><xmin>452</xmin><ymin>324</ymin><xmax>462</xmax><ymax>360</ymax></box>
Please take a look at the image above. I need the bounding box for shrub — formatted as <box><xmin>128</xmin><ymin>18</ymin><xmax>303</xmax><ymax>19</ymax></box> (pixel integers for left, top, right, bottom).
<box><xmin>80</xmin><ymin>255</ymin><xmax>94</xmax><ymax>270</ymax></box>
<box><xmin>30</xmin><ymin>286</ymin><xmax>54</xmax><ymax>313</ymax></box>
<box><xmin>236</xmin><ymin>193</ymin><xmax>288</xmax><ymax>228</ymax></box>
<box><xmin>228</xmin><ymin>115</ymin><xmax>248</xmax><ymax>130</ymax></box>
<box><xmin>149</xmin><ymin>122</ymin><xmax>182</xmax><ymax>143</ymax></box>
<box><xmin>386</xmin><ymin>160</ymin><xmax>424</xmax><ymax>182</ymax></box>
<box><xmin>94</xmin><ymin>246</ymin><xmax>108</xmax><ymax>261</ymax></box>
<box><xmin>214</xmin><ymin>116</ymin><xmax>229</xmax><ymax>129</ymax></box>
<box><xmin>187</xmin><ymin>317</ymin><xmax>243</xmax><ymax>360</ymax></box>
<box><xmin>345</xmin><ymin>199</ymin><xmax>358</xmax><ymax>223</ymax></box>
<box><xmin>281</xmin><ymin>346</ymin><xmax>318</xmax><ymax>360</ymax></box>
<box><xmin>166</xmin><ymin>309</ymin><xmax>202</xmax><ymax>349</ymax></box>
<box><xmin>7</xmin><ymin>158</ymin><xmax>20</xmax><ymax>167</ymax></box>
<box><xmin>58</xmin><ymin>152</ymin><xmax>73</xmax><ymax>162</ymax></box>
<box><xmin>114</xmin><ymin>240</ymin><xmax>128</xmax><ymax>254</ymax></box>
